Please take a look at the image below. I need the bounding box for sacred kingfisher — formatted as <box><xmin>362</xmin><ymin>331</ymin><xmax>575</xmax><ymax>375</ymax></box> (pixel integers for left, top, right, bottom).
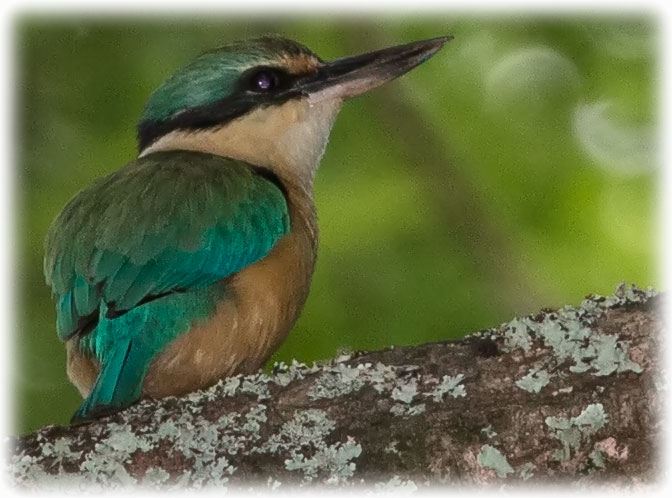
<box><xmin>44</xmin><ymin>35</ymin><xmax>451</xmax><ymax>422</ymax></box>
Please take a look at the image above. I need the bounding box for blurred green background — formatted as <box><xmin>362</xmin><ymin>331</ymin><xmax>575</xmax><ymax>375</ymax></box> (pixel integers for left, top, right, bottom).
<box><xmin>16</xmin><ymin>15</ymin><xmax>658</xmax><ymax>434</ymax></box>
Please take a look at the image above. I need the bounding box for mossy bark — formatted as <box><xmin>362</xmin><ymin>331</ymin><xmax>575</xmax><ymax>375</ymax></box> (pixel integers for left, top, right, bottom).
<box><xmin>8</xmin><ymin>285</ymin><xmax>663</xmax><ymax>489</ymax></box>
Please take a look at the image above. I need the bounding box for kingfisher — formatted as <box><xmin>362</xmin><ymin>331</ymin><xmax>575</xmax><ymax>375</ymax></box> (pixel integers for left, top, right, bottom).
<box><xmin>44</xmin><ymin>34</ymin><xmax>451</xmax><ymax>423</ymax></box>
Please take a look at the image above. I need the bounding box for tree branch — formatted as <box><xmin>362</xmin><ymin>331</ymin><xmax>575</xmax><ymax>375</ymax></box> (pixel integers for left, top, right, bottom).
<box><xmin>8</xmin><ymin>284</ymin><xmax>662</xmax><ymax>490</ymax></box>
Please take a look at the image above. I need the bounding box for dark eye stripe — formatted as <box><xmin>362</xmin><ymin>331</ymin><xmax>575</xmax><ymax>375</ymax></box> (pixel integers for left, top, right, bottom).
<box><xmin>139</xmin><ymin>66</ymin><xmax>313</xmax><ymax>152</ymax></box>
<box><xmin>241</xmin><ymin>66</ymin><xmax>295</xmax><ymax>94</ymax></box>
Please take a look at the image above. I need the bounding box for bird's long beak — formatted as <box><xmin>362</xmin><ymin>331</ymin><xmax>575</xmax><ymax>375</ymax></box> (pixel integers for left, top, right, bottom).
<box><xmin>300</xmin><ymin>36</ymin><xmax>453</xmax><ymax>103</ymax></box>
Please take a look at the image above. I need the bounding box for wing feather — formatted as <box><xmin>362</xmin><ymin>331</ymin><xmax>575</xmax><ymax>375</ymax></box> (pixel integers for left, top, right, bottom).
<box><xmin>44</xmin><ymin>150</ymin><xmax>290</xmax><ymax>341</ymax></box>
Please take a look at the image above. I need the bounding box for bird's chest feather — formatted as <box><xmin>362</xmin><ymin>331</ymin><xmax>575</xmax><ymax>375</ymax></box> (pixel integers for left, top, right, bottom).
<box><xmin>140</xmin><ymin>205</ymin><xmax>317</xmax><ymax>398</ymax></box>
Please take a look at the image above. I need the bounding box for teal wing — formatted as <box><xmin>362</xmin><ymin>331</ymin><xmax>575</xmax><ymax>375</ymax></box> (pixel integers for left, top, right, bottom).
<box><xmin>44</xmin><ymin>150</ymin><xmax>290</xmax><ymax>421</ymax></box>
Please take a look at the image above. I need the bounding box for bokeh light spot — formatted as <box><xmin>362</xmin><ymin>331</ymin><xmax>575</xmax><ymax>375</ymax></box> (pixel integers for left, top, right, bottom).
<box><xmin>485</xmin><ymin>47</ymin><xmax>581</xmax><ymax>125</ymax></box>
<box><xmin>573</xmin><ymin>101</ymin><xmax>656</xmax><ymax>176</ymax></box>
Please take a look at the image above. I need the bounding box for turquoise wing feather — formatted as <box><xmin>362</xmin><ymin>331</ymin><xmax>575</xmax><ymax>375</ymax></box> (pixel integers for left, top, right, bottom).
<box><xmin>44</xmin><ymin>150</ymin><xmax>290</xmax><ymax>421</ymax></box>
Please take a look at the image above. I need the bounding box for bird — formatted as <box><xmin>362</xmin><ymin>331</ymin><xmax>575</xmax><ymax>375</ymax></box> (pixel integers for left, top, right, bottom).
<box><xmin>44</xmin><ymin>34</ymin><xmax>451</xmax><ymax>423</ymax></box>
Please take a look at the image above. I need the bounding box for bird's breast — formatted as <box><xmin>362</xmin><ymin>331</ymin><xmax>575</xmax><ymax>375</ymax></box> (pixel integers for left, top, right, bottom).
<box><xmin>141</xmin><ymin>197</ymin><xmax>318</xmax><ymax>398</ymax></box>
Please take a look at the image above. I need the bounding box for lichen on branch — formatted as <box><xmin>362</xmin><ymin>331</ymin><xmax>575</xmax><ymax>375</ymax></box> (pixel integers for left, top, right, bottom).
<box><xmin>8</xmin><ymin>284</ymin><xmax>662</xmax><ymax>489</ymax></box>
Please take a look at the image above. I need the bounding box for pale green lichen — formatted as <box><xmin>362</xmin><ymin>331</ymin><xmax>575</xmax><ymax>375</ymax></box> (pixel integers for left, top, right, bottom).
<box><xmin>502</xmin><ymin>318</ymin><xmax>534</xmax><ymax>352</ymax></box>
<box><xmin>498</xmin><ymin>284</ymin><xmax>650</xmax><ymax>380</ymax></box>
<box><xmin>143</xmin><ymin>467</ymin><xmax>171</xmax><ymax>487</ymax></box>
<box><xmin>374</xmin><ymin>475</ymin><xmax>418</xmax><ymax>492</ymax></box>
<box><xmin>240</xmin><ymin>376</ymin><xmax>271</xmax><ymax>400</ymax></box>
<box><xmin>589</xmin><ymin>448</ymin><xmax>606</xmax><ymax>469</ymax></box>
<box><xmin>391</xmin><ymin>377</ymin><xmax>418</xmax><ymax>404</ymax></box>
<box><xmin>516</xmin><ymin>368</ymin><xmax>551</xmax><ymax>393</ymax></box>
<box><xmin>104</xmin><ymin>422</ymin><xmax>153</xmax><ymax>453</ymax></box>
<box><xmin>40</xmin><ymin>437</ymin><xmax>82</xmax><ymax>465</ymax></box>
<box><xmin>366</xmin><ymin>362</ymin><xmax>399</xmax><ymax>393</ymax></box>
<box><xmin>307</xmin><ymin>361</ymin><xmax>428</xmax><ymax>409</ymax></box>
<box><xmin>10</xmin><ymin>360</ymin><xmax>426</xmax><ymax>488</ymax></box>
<box><xmin>606</xmin><ymin>282</ymin><xmax>656</xmax><ymax>306</ymax></box>
<box><xmin>427</xmin><ymin>374</ymin><xmax>466</xmax><ymax>401</ymax></box>
<box><xmin>285</xmin><ymin>436</ymin><xmax>362</xmax><ymax>484</ymax></box>
<box><xmin>271</xmin><ymin>359</ymin><xmax>318</xmax><ymax>387</ymax></box>
<box><xmin>11</xmin><ymin>400</ymin><xmax>272</xmax><ymax>488</ymax></box>
<box><xmin>384</xmin><ymin>440</ymin><xmax>399</xmax><ymax>455</ymax></box>
<box><xmin>259</xmin><ymin>409</ymin><xmax>362</xmax><ymax>484</ymax></box>
<box><xmin>517</xmin><ymin>462</ymin><xmax>536</xmax><ymax>480</ymax></box>
<box><xmin>80</xmin><ymin>441</ymin><xmax>137</xmax><ymax>486</ymax></box>
<box><xmin>307</xmin><ymin>363</ymin><xmax>365</xmax><ymax>400</ymax></box>
<box><xmin>477</xmin><ymin>445</ymin><xmax>514</xmax><ymax>478</ymax></box>
<box><xmin>389</xmin><ymin>375</ymin><xmax>436</xmax><ymax>417</ymax></box>
<box><xmin>197</xmin><ymin>373</ymin><xmax>242</xmax><ymax>400</ymax></box>
<box><xmin>390</xmin><ymin>403</ymin><xmax>426</xmax><ymax>417</ymax></box>
<box><xmin>545</xmin><ymin>403</ymin><xmax>609</xmax><ymax>461</ymax></box>
<box><xmin>261</xmin><ymin>409</ymin><xmax>335</xmax><ymax>454</ymax></box>
<box><xmin>574</xmin><ymin>334</ymin><xmax>643</xmax><ymax>376</ymax></box>
<box><xmin>304</xmin><ymin>361</ymin><xmax>441</xmax><ymax>418</ymax></box>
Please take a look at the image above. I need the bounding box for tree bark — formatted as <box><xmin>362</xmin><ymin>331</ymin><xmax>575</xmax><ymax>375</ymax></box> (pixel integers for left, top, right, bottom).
<box><xmin>7</xmin><ymin>284</ymin><xmax>663</xmax><ymax>490</ymax></box>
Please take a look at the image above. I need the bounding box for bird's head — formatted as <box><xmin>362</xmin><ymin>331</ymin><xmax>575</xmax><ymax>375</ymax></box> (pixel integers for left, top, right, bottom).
<box><xmin>138</xmin><ymin>35</ymin><xmax>451</xmax><ymax>188</ymax></box>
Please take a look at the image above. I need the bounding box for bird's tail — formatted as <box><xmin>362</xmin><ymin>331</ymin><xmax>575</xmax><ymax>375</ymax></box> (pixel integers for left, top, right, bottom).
<box><xmin>71</xmin><ymin>338</ymin><xmax>149</xmax><ymax>424</ymax></box>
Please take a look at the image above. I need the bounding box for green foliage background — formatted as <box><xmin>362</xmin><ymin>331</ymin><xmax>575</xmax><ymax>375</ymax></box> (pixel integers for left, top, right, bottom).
<box><xmin>16</xmin><ymin>15</ymin><xmax>658</xmax><ymax>434</ymax></box>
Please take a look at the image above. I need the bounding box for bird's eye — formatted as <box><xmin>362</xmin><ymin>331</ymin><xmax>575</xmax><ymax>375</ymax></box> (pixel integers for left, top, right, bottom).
<box><xmin>249</xmin><ymin>69</ymin><xmax>279</xmax><ymax>92</ymax></box>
